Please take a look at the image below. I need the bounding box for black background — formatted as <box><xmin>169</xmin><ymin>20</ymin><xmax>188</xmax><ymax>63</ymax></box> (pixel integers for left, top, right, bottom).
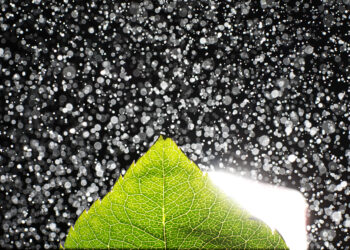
<box><xmin>0</xmin><ymin>0</ymin><xmax>349</xmax><ymax>249</ymax></box>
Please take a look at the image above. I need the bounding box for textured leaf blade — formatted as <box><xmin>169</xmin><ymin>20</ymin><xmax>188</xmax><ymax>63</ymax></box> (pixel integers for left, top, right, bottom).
<box><xmin>64</xmin><ymin>136</ymin><xmax>288</xmax><ymax>249</ymax></box>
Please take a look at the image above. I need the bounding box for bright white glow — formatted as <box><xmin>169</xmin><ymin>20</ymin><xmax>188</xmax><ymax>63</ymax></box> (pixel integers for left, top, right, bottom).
<box><xmin>207</xmin><ymin>171</ymin><xmax>308</xmax><ymax>250</ymax></box>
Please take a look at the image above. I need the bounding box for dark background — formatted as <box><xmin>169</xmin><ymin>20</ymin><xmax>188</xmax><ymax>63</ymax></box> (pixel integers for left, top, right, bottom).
<box><xmin>0</xmin><ymin>0</ymin><xmax>349</xmax><ymax>249</ymax></box>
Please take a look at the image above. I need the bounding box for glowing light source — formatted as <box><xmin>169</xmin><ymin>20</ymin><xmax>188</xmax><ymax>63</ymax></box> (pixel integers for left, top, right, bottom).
<box><xmin>207</xmin><ymin>171</ymin><xmax>308</xmax><ymax>250</ymax></box>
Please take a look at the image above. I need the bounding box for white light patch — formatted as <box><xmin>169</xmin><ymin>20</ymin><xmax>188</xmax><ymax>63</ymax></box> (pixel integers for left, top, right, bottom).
<box><xmin>207</xmin><ymin>171</ymin><xmax>308</xmax><ymax>250</ymax></box>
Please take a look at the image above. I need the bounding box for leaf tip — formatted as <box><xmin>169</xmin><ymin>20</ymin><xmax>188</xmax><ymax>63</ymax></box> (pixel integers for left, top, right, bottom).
<box><xmin>156</xmin><ymin>134</ymin><xmax>175</xmax><ymax>143</ymax></box>
<box><xmin>157</xmin><ymin>134</ymin><xmax>165</xmax><ymax>141</ymax></box>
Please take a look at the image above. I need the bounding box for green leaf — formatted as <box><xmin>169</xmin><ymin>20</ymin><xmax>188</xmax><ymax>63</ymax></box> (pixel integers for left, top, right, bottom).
<box><xmin>63</xmin><ymin>136</ymin><xmax>288</xmax><ymax>249</ymax></box>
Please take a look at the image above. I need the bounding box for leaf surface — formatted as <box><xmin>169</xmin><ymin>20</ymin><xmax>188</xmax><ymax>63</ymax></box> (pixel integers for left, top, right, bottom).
<box><xmin>64</xmin><ymin>136</ymin><xmax>287</xmax><ymax>249</ymax></box>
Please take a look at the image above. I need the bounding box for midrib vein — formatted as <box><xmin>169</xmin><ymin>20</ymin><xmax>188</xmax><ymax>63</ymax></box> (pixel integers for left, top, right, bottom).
<box><xmin>161</xmin><ymin>143</ymin><xmax>167</xmax><ymax>248</ymax></box>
